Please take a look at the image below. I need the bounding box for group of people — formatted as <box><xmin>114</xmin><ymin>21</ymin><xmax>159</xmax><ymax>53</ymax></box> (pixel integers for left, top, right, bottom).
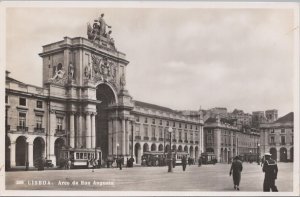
<box><xmin>229</xmin><ymin>153</ymin><xmax>278</xmax><ymax>192</ymax></box>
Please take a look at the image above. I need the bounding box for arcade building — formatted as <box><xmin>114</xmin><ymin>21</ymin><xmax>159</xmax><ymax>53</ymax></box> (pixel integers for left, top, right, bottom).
<box><xmin>5</xmin><ymin>15</ymin><xmax>204</xmax><ymax>169</ymax></box>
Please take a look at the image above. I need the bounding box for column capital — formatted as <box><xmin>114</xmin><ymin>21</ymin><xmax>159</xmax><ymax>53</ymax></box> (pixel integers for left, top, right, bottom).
<box><xmin>76</xmin><ymin>112</ymin><xmax>82</xmax><ymax>116</ymax></box>
<box><xmin>68</xmin><ymin>111</ymin><xmax>77</xmax><ymax>115</ymax></box>
<box><xmin>91</xmin><ymin>112</ymin><xmax>98</xmax><ymax>116</ymax></box>
<box><xmin>50</xmin><ymin>109</ymin><xmax>56</xmax><ymax>114</ymax></box>
<box><xmin>84</xmin><ymin>111</ymin><xmax>93</xmax><ymax>116</ymax></box>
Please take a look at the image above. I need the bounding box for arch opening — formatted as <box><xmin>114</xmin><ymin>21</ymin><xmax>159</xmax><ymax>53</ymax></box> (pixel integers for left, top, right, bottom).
<box><xmin>134</xmin><ymin>143</ymin><xmax>141</xmax><ymax>164</ymax></box>
<box><xmin>269</xmin><ymin>148</ymin><xmax>277</xmax><ymax>161</ymax></box>
<box><xmin>96</xmin><ymin>83</ymin><xmax>117</xmax><ymax>160</ymax></box>
<box><xmin>33</xmin><ymin>137</ymin><xmax>45</xmax><ymax>165</ymax></box>
<box><xmin>54</xmin><ymin>138</ymin><xmax>65</xmax><ymax>166</ymax></box>
<box><xmin>16</xmin><ymin>136</ymin><xmax>27</xmax><ymax>166</ymax></box>
<box><xmin>280</xmin><ymin>147</ymin><xmax>287</xmax><ymax>162</ymax></box>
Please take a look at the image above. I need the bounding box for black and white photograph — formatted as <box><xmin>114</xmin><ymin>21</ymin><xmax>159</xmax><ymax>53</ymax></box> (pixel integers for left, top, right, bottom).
<box><xmin>0</xmin><ymin>1</ymin><xmax>299</xmax><ymax>196</ymax></box>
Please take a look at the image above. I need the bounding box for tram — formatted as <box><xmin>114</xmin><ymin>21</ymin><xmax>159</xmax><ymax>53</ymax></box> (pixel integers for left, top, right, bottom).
<box><xmin>141</xmin><ymin>151</ymin><xmax>190</xmax><ymax>166</ymax></box>
<box><xmin>141</xmin><ymin>151</ymin><xmax>165</xmax><ymax>166</ymax></box>
<box><xmin>59</xmin><ymin>147</ymin><xmax>102</xmax><ymax>169</ymax></box>
<box><xmin>200</xmin><ymin>152</ymin><xmax>217</xmax><ymax>164</ymax></box>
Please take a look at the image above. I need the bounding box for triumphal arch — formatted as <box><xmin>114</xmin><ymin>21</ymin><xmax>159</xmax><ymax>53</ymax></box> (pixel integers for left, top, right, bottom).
<box><xmin>39</xmin><ymin>13</ymin><xmax>134</xmax><ymax>164</ymax></box>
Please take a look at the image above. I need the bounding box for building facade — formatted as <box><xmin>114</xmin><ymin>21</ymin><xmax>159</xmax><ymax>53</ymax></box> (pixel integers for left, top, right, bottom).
<box><xmin>203</xmin><ymin>115</ymin><xmax>260</xmax><ymax>163</ymax></box>
<box><xmin>5</xmin><ymin>15</ymin><xmax>204</xmax><ymax>169</ymax></box>
<box><xmin>259</xmin><ymin>112</ymin><xmax>294</xmax><ymax>162</ymax></box>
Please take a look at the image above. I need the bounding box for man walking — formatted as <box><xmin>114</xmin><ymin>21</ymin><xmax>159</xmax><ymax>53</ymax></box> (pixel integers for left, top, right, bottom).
<box><xmin>229</xmin><ymin>156</ymin><xmax>243</xmax><ymax>191</ymax></box>
<box><xmin>263</xmin><ymin>153</ymin><xmax>278</xmax><ymax>192</ymax></box>
<box><xmin>182</xmin><ymin>156</ymin><xmax>187</xmax><ymax>171</ymax></box>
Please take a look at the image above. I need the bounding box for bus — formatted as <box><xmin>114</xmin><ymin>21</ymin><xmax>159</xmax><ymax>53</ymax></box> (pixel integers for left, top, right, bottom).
<box><xmin>59</xmin><ymin>147</ymin><xmax>102</xmax><ymax>169</ymax></box>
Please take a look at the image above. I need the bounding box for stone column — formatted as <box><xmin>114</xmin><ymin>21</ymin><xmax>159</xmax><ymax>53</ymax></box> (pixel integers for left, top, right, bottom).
<box><xmin>122</xmin><ymin>119</ymin><xmax>126</xmax><ymax>155</ymax></box>
<box><xmin>215</xmin><ymin>129</ymin><xmax>221</xmax><ymax>162</ymax></box>
<box><xmin>10</xmin><ymin>141</ymin><xmax>16</xmax><ymax>167</ymax></box>
<box><xmin>114</xmin><ymin>119</ymin><xmax>119</xmax><ymax>156</ymax></box>
<box><xmin>28</xmin><ymin>142</ymin><xmax>34</xmax><ymax>167</ymax></box>
<box><xmin>77</xmin><ymin>113</ymin><xmax>82</xmax><ymax>148</ymax></box>
<box><xmin>69</xmin><ymin>112</ymin><xmax>75</xmax><ymax>148</ymax></box>
<box><xmin>91</xmin><ymin>113</ymin><xmax>96</xmax><ymax>148</ymax></box>
<box><xmin>126</xmin><ymin>120</ymin><xmax>130</xmax><ymax>156</ymax></box>
<box><xmin>108</xmin><ymin>119</ymin><xmax>113</xmax><ymax>156</ymax></box>
<box><xmin>49</xmin><ymin>110</ymin><xmax>56</xmax><ymax>164</ymax></box>
<box><xmin>85</xmin><ymin>112</ymin><xmax>92</xmax><ymax>149</ymax></box>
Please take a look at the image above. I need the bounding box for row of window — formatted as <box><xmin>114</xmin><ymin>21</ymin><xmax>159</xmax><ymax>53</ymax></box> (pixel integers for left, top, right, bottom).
<box><xmin>135</xmin><ymin>116</ymin><xmax>199</xmax><ymax>130</ymax></box>
<box><xmin>135</xmin><ymin>125</ymin><xmax>199</xmax><ymax>140</ymax></box>
<box><xmin>270</xmin><ymin>135</ymin><xmax>293</xmax><ymax>145</ymax></box>
<box><xmin>16</xmin><ymin>112</ymin><xmax>63</xmax><ymax>131</ymax></box>
<box><xmin>270</xmin><ymin>128</ymin><xmax>293</xmax><ymax>134</ymax></box>
<box><xmin>6</xmin><ymin>96</ymin><xmax>43</xmax><ymax>109</ymax></box>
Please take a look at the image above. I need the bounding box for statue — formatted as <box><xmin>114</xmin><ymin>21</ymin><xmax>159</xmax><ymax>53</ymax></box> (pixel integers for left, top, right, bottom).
<box><xmin>84</xmin><ymin>63</ymin><xmax>92</xmax><ymax>79</ymax></box>
<box><xmin>120</xmin><ymin>73</ymin><xmax>126</xmax><ymax>88</ymax></box>
<box><xmin>69</xmin><ymin>62</ymin><xmax>75</xmax><ymax>79</ymax></box>
<box><xmin>98</xmin><ymin>13</ymin><xmax>111</xmax><ymax>36</ymax></box>
<box><xmin>51</xmin><ymin>67</ymin><xmax>65</xmax><ymax>80</ymax></box>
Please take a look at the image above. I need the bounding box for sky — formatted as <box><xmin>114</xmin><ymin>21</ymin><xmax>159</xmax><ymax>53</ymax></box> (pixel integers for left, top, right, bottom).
<box><xmin>5</xmin><ymin>6</ymin><xmax>297</xmax><ymax>117</ymax></box>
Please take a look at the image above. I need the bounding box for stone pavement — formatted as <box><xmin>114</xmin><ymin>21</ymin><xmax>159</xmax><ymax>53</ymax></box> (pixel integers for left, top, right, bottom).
<box><xmin>5</xmin><ymin>162</ymin><xmax>293</xmax><ymax>192</ymax></box>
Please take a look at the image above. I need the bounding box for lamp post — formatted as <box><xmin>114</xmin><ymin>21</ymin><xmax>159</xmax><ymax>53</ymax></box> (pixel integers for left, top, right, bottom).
<box><xmin>257</xmin><ymin>143</ymin><xmax>260</xmax><ymax>165</ymax></box>
<box><xmin>116</xmin><ymin>143</ymin><xmax>119</xmax><ymax>159</ymax></box>
<box><xmin>168</xmin><ymin>126</ymin><xmax>173</xmax><ymax>173</ymax></box>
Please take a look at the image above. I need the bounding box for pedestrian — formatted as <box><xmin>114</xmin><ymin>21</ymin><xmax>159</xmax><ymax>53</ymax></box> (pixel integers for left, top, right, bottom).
<box><xmin>263</xmin><ymin>153</ymin><xmax>278</xmax><ymax>192</ymax></box>
<box><xmin>172</xmin><ymin>157</ymin><xmax>176</xmax><ymax>168</ymax></box>
<box><xmin>198</xmin><ymin>157</ymin><xmax>202</xmax><ymax>167</ymax></box>
<box><xmin>118</xmin><ymin>157</ymin><xmax>123</xmax><ymax>170</ymax></box>
<box><xmin>182</xmin><ymin>156</ymin><xmax>187</xmax><ymax>171</ymax></box>
<box><xmin>68</xmin><ymin>159</ymin><xmax>71</xmax><ymax>170</ymax></box>
<box><xmin>229</xmin><ymin>156</ymin><xmax>243</xmax><ymax>191</ymax></box>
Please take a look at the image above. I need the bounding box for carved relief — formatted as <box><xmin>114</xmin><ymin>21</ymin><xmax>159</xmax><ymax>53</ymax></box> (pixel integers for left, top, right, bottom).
<box><xmin>91</xmin><ymin>54</ymin><xmax>117</xmax><ymax>85</ymax></box>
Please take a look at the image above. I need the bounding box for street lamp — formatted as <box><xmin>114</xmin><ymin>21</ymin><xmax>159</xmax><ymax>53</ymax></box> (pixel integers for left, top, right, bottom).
<box><xmin>257</xmin><ymin>143</ymin><xmax>260</xmax><ymax>165</ymax></box>
<box><xmin>116</xmin><ymin>143</ymin><xmax>119</xmax><ymax>159</ymax></box>
<box><xmin>168</xmin><ymin>126</ymin><xmax>173</xmax><ymax>173</ymax></box>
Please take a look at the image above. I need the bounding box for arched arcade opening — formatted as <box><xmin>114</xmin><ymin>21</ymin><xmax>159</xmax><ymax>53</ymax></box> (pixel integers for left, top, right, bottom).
<box><xmin>96</xmin><ymin>83</ymin><xmax>117</xmax><ymax>160</ymax></box>
<box><xmin>16</xmin><ymin>136</ymin><xmax>27</xmax><ymax>166</ymax></box>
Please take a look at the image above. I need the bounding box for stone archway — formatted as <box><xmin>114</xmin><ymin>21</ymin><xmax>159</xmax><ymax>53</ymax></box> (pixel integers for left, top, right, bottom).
<box><xmin>190</xmin><ymin>146</ymin><xmax>194</xmax><ymax>158</ymax></box>
<box><xmin>220</xmin><ymin>148</ymin><xmax>224</xmax><ymax>163</ymax></box>
<box><xmin>280</xmin><ymin>147</ymin><xmax>287</xmax><ymax>162</ymax></box>
<box><xmin>33</xmin><ymin>137</ymin><xmax>45</xmax><ymax>165</ymax></box>
<box><xmin>54</xmin><ymin>138</ymin><xmax>65</xmax><ymax>166</ymax></box>
<box><xmin>165</xmin><ymin>144</ymin><xmax>170</xmax><ymax>152</ymax></box>
<box><xmin>178</xmin><ymin>145</ymin><xmax>183</xmax><ymax>152</ymax></box>
<box><xmin>184</xmin><ymin>145</ymin><xmax>188</xmax><ymax>153</ymax></box>
<box><xmin>96</xmin><ymin>83</ymin><xmax>117</xmax><ymax>160</ymax></box>
<box><xmin>172</xmin><ymin>144</ymin><xmax>177</xmax><ymax>151</ymax></box>
<box><xmin>143</xmin><ymin>143</ymin><xmax>149</xmax><ymax>152</ymax></box>
<box><xmin>16</xmin><ymin>136</ymin><xmax>27</xmax><ymax>166</ymax></box>
<box><xmin>195</xmin><ymin>146</ymin><xmax>199</xmax><ymax>160</ymax></box>
<box><xmin>158</xmin><ymin>144</ymin><xmax>163</xmax><ymax>151</ymax></box>
<box><xmin>134</xmin><ymin>143</ymin><xmax>141</xmax><ymax>164</ymax></box>
<box><xmin>224</xmin><ymin>148</ymin><xmax>228</xmax><ymax>163</ymax></box>
<box><xmin>151</xmin><ymin>143</ymin><xmax>156</xmax><ymax>151</ymax></box>
<box><xmin>290</xmin><ymin>147</ymin><xmax>293</xmax><ymax>162</ymax></box>
<box><xmin>270</xmin><ymin>148</ymin><xmax>277</xmax><ymax>161</ymax></box>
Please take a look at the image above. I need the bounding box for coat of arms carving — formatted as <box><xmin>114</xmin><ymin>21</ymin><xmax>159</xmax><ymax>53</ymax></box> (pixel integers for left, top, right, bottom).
<box><xmin>91</xmin><ymin>54</ymin><xmax>117</xmax><ymax>84</ymax></box>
